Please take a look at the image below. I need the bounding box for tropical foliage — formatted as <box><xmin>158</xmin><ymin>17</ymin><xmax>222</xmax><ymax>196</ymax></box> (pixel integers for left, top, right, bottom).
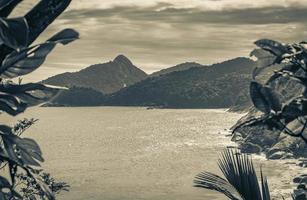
<box><xmin>233</xmin><ymin>39</ymin><xmax>307</xmax><ymax>143</ymax></box>
<box><xmin>0</xmin><ymin>0</ymin><xmax>78</xmax><ymax>199</ymax></box>
<box><xmin>194</xmin><ymin>149</ymin><xmax>271</xmax><ymax>200</ymax></box>
<box><xmin>195</xmin><ymin>39</ymin><xmax>307</xmax><ymax>200</ymax></box>
<box><xmin>15</xmin><ymin>168</ymin><xmax>69</xmax><ymax>200</ymax></box>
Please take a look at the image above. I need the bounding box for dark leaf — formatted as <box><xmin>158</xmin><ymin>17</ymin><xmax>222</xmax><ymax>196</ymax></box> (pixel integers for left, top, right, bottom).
<box><xmin>282</xmin><ymin>98</ymin><xmax>307</xmax><ymax>119</ymax></box>
<box><xmin>260</xmin><ymin>168</ymin><xmax>271</xmax><ymax>200</ymax></box>
<box><xmin>250</xmin><ymin>81</ymin><xmax>282</xmax><ymax>113</ymax></box>
<box><xmin>0</xmin><ymin>176</ymin><xmax>11</xmax><ymax>188</ymax></box>
<box><xmin>0</xmin><ymin>176</ymin><xmax>22</xmax><ymax>199</ymax></box>
<box><xmin>2</xmin><ymin>133</ymin><xmax>43</xmax><ymax>166</ymax></box>
<box><xmin>266</xmin><ymin>64</ymin><xmax>301</xmax><ymax>84</ymax></box>
<box><xmin>255</xmin><ymin>39</ymin><xmax>289</xmax><ymax>57</ymax></box>
<box><xmin>0</xmin><ymin>0</ymin><xmax>72</xmax><ymax>67</ymax></box>
<box><xmin>287</xmin><ymin>75</ymin><xmax>307</xmax><ymax>87</ymax></box>
<box><xmin>0</xmin><ymin>93</ymin><xmax>27</xmax><ymax>116</ymax></box>
<box><xmin>250</xmin><ymin>49</ymin><xmax>277</xmax><ymax>71</ymax></box>
<box><xmin>0</xmin><ymin>29</ymin><xmax>79</xmax><ymax>78</ymax></box>
<box><xmin>0</xmin><ymin>82</ymin><xmax>64</xmax><ymax>116</ymax></box>
<box><xmin>261</xmin><ymin>86</ymin><xmax>282</xmax><ymax>113</ymax></box>
<box><xmin>9</xmin><ymin>163</ymin><xmax>17</xmax><ymax>186</ymax></box>
<box><xmin>0</xmin><ymin>17</ymin><xmax>28</xmax><ymax>50</ymax></box>
<box><xmin>8</xmin><ymin>83</ymin><xmax>65</xmax><ymax>106</ymax></box>
<box><xmin>194</xmin><ymin>172</ymin><xmax>243</xmax><ymax>200</ymax></box>
<box><xmin>0</xmin><ymin>124</ymin><xmax>12</xmax><ymax>133</ymax></box>
<box><xmin>194</xmin><ymin>149</ymin><xmax>272</xmax><ymax>200</ymax></box>
<box><xmin>250</xmin><ymin>81</ymin><xmax>271</xmax><ymax>114</ymax></box>
<box><xmin>25</xmin><ymin>0</ymin><xmax>72</xmax><ymax>45</ymax></box>
<box><xmin>0</xmin><ymin>0</ymin><xmax>22</xmax><ymax>17</ymax></box>
<box><xmin>48</xmin><ymin>28</ymin><xmax>79</xmax><ymax>44</ymax></box>
<box><xmin>218</xmin><ymin>149</ymin><xmax>262</xmax><ymax>200</ymax></box>
<box><xmin>0</xmin><ymin>0</ymin><xmax>15</xmax><ymax>9</ymax></box>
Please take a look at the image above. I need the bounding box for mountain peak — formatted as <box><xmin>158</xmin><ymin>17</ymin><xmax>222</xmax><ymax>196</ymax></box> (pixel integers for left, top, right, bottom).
<box><xmin>43</xmin><ymin>54</ymin><xmax>147</xmax><ymax>94</ymax></box>
<box><xmin>113</xmin><ymin>55</ymin><xmax>133</xmax><ymax>65</ymax></box>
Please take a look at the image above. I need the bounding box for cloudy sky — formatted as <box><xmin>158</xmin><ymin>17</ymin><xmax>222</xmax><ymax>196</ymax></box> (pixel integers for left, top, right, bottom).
<box><xmin>15</xmin><ymin>0</ymin><xmax>307</xmax><ymax>81</ymax></box>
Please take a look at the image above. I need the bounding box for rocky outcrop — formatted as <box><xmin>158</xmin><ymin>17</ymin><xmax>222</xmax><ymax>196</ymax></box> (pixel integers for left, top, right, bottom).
<box><xmin>232</xmin><ymin>71</ymin><xmax>307</xmax><ymax>159</ymax></box>
<box><xmin>293</xmin><ymin>174</ymin><xmax>307</xmax><ymax>200</ymax></box>
<box><xmin>232</xmin><ymin>116</ymin><xmax>307</xmax><ymax>159</ymax></box>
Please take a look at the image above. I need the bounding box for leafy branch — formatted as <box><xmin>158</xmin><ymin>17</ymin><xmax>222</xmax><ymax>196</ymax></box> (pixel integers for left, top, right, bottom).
<box><xmin>233</xmin><ymin>39</ymin><xmax>307</xmax><ymax>143</ymax></box>
<box><xmin>0</xmin><ymin>0</ymin><xmax>78</xmax><ymax>199</ymax></box>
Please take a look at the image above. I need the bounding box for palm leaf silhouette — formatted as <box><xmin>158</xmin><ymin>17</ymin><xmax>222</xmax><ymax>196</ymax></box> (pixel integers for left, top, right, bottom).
<box><xmin>194</xmin><ymin>149</ymin><xmax>272</xmax><ymax>200</ymax></box>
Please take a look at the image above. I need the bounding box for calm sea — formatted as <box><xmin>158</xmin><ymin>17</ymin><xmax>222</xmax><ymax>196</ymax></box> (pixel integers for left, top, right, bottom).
<box><xmin>1</xmin><ymin>107</ymin><xmax>298</xmax><ymax>200</ymax></box>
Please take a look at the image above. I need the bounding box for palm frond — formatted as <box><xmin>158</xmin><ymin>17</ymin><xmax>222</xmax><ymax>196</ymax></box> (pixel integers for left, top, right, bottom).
<box><xmin>218</xmin><ymin>149</ymin><xmax>262</xmax><ymax>200</ymax></box>
<box><xmin>194</xmin><ymin>171</ymin><xmax>244</xmax><ymax>200</ymax></box>
<box><xmin>194</xmin><ymin>149</ymin><xmax>273</xmax><ymax>200</ymax></box>
<box><xmin>260</xmin><ymin>167</ymin><xmax>271</xmax><ymax>200</ymax></box>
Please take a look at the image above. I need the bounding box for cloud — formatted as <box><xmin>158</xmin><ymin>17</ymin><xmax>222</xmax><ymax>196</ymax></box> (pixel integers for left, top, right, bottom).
<box><xmin>68</xmin><ymin>0</ymin><xmax>307</xmax><ymax>11</ymax></box>
<box><xmin>61</xmin><ymin>5</ymin><xmax>307</xmax><ymax>25</ymax></box>
<box><xmin>41</xmin><ymin>4</ymin><xmax>306</xmax><ymax>72</ymax></box>
<box><xmin>13</xmin><ymin>0</ymin><xmax>307</xmax><ymax>82</ymax></box>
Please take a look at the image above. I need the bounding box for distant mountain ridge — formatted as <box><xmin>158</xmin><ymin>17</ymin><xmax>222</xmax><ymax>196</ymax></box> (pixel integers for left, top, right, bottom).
<box><xmin>43</xmin><ymin>56</ymin><xmax>256</xmax><ymax>108</ymax></box>
<box><xmin>103</xmin><ymin>57</ymin><xmax>256</xmax><ymax>108</ymax></box>
<box><xmin>150</xmin><ymin>62</ymin><xmax>204</xmax><ymax>77</ymax></box>
<box><xmin>43</xmin><ymin>55</ymin><xmax>148</xmax><ymax>94</ymax></box>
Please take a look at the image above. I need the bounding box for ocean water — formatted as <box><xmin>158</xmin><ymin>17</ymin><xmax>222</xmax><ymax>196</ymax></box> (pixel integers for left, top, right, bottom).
<box><xmin>1</xmin><ymin>107</ymin><xmax>300</xmax><ymax>200</ymax></box>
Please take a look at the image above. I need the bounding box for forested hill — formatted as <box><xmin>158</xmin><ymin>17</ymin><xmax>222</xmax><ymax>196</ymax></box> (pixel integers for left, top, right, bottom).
<box><xmin>103</xmin><ymin>57</ymin><xmax>256</xmax><ymax>108</ymax></box>
<box><xmin>150</xmin><ymin>62</ymin><xmax>203</xmax><ymax>77</ymax></box>
<box><xmin>45</xmin><ymin>57</ymin><xmax>256</xmax><ymax>108</ymax></box>
<box><xmin>43</xmin><ymin>55</ymin><xmax>148</xmax><ymax>94</ymax></box>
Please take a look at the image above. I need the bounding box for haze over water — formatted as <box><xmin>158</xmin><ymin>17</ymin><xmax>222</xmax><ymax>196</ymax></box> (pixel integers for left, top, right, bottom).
<box><xmin>2</xmin><ymin>107</ymin><xmax>298</xmax><ymax>200</ymax></box>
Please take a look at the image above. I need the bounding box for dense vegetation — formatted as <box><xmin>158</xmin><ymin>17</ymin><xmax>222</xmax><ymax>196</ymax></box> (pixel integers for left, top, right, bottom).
<box><xmin>45</xmin><ymin>57</ymin><xmax>255</xmax><ymax>108</ymax></box>
<box><xmin>195</xmin><ymin>39</ymin><xmax>307</xmax><ymax>199</ymax></box>
<box><xmin>48</xmin><ymin>86</ymin><xmax>106</xmax><ymax>107</ymax></box>
<box><xmin>0</xmin><ymin>0</ymin><xmax>78</xmax><ymax>199</ymax></box>
<box><xmin>104</xmin><ymin>57</ymin><xmax>255</xmax><ymax>108</ymax></box>
<box><xmin>234</xmin><ymin>39</ymin><xmax>307</xmax><ymax>142</ymax></box>
<box><xmin>232</xmin><ymin>39</ymin><xmax>307</xmax><ymax>159</ymax></box>
<box><xmin>150</xmin><ymin>62</ymin><xmax>203</xmax><ymax>77</ymax></box>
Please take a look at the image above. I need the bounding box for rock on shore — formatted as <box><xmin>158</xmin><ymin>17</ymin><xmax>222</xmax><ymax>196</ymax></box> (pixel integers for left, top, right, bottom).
<box><xmin>231</xmin><ymin>110</ymin><xmax>307</xmax><ymax>159</ymax></box>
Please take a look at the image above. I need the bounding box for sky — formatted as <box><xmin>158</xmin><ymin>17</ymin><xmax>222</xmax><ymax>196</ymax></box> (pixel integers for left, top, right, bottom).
<box><xmin>13</xmin><ymin>0</ymin><xmax>307</xmax><ymax>82</ymax></box>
